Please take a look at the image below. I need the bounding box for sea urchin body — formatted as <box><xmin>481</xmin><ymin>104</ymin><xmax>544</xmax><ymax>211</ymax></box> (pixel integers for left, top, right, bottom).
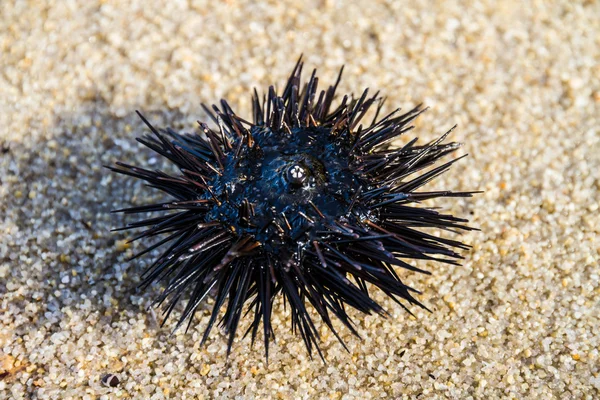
<box><xmin>109</xmin><ymin>58</ymin><xmax>477</xmax><ymax>359</ymax></box>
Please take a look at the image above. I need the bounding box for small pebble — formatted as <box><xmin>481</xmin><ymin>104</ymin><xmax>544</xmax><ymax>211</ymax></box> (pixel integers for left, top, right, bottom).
<box><xmin>101</xmin><ymin>374</ymin><xmax>120</xmax><ymax>388</ymax></box>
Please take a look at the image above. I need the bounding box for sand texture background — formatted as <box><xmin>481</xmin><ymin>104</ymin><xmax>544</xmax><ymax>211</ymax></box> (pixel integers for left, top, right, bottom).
<box><xmin>1</xmin><ymin>0</ymin><xmax>599</xmax><ymax>399</ymax></box>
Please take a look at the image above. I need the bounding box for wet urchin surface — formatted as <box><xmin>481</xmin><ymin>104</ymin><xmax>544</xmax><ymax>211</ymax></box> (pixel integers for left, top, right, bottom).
<box><xmin>108</xmin><ymin>58</ymin><xmax>477</xmax><ymax>359</ymax></box>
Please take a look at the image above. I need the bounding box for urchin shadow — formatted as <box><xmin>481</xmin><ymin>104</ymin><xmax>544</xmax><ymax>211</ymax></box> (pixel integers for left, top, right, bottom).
<box><xmin>0</xmin><ymin>102</ymin><xmax>203</xmax><ymax>340</ymax></box>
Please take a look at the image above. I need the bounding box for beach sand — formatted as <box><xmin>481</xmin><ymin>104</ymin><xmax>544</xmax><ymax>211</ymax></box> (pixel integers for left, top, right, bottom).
<box><xmin>1</xmin><ymin>0</ymin><xmax>599</xmax><ymax>398</ymax></box>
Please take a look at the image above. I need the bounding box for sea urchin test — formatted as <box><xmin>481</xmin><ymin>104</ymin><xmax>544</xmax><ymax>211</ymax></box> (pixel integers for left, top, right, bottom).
<box><xmin>108</xmin><ymin>58</ymin><xmax>477</xmax><ymax>359</ymax></box>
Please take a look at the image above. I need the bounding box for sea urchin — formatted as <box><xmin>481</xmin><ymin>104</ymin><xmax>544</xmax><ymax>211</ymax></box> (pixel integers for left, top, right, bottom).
<box><xmin>108</xmin><ymin>58</ymin><xmax>477</xmax><ymax>359</ymax></box>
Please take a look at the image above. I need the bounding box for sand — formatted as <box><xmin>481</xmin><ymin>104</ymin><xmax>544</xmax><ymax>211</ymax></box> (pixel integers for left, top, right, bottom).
<box><xmin>1</xmin><ymin>0</ymin><xmax>599</xmax><ymax>399</ymax></box>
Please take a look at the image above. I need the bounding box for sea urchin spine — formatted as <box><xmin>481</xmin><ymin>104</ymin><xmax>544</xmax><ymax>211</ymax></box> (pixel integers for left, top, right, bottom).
<box><xmin>108</xmin><ymin>58</ymin><xmax>477</xmax><ymax>359</ymax></box>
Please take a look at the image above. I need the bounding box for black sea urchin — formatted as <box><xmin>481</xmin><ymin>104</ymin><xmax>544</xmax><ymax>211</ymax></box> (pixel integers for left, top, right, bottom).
<box><xmin>108</xmin><ymin>58</ymin><xmax>477</xmax><ymax>359</ymax></box>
